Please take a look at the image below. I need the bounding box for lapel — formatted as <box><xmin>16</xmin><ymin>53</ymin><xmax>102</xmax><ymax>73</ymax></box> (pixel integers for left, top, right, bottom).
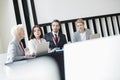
<box><xmin>50</xmin><ymin>32</ymin><xmax>61</xmax><ymax>46</ymax></box>
<box><xmin>58</xmin><ymin>33</ymin><xmax>61</xmax><ymax>44</ymax></box>
<box><xmin>50</xmin><ymin>32</ymin><xmax>54</xmax><ymax>41</ymax></box>
<box><xmin>50</xmin><ymin>32</ymin><xmax>56</xmax><ymax>46</ymax></box>
<box><xmin>16</xmin><ymin>39</ymin><xmax>24</xmax><ymax>53</ymax></box>
<box><xmin>13</xmin><ymin>38</ymin><xmax>24</xmax><ymax>55</ymax></box>
<box><xmin>76</xmin><ymin>31</ymin><xmax>81</xmax><ymax>41</ymax></box>
<box><xmin>85</xmin><ymin>29</ymin><xmax>89</xmax><ymax>40</ymax></box>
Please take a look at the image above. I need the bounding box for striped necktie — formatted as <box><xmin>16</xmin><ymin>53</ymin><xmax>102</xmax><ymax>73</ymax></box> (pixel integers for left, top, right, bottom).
<box><xmin>55</xmin><ymin>34</ymin><xmax>58</xmax><ymax>45</ymax></box>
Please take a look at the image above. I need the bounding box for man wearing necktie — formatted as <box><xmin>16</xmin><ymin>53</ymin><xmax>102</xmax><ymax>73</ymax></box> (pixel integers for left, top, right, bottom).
<box><xmin>54</xmin><ymin>34</ymin><xmax>58</xmax><ymax>45</ymax></box>
<box><xmin>44</xmin><ymin>19</ymin><xmax>67</xmax><ymax>52</ymax></box>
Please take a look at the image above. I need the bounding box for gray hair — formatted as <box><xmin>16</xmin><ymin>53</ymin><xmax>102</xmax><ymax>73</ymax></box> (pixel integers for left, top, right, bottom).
<box><xmin>11</xmin><ymin>24</ymin><xmax>24</xmax><ymax>38</ymax></box>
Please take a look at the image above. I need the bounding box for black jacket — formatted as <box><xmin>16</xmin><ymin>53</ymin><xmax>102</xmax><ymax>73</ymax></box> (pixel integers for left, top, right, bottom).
<box><xmin>44</xmin><ymin>32</ymin><xmax>67</xmax><ymax>49</ymax></box>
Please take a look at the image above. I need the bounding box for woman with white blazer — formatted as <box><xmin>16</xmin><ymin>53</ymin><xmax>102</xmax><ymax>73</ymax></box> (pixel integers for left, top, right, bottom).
<box><xmin>28</xmin><ymin>25</ymin><xmax>46</xmax><ymax>55</ymax></box>
<box><xmin>6</xmin><ymin>24</ymin><xmax>31</xmax><ymax>63</ymax></box>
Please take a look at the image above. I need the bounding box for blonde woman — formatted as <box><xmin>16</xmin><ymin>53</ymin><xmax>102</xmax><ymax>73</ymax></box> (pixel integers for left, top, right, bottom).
<box><xmin>6</xmin><ymin>24</ymin><xmax>31</xmax><ymax>63</ymax></box>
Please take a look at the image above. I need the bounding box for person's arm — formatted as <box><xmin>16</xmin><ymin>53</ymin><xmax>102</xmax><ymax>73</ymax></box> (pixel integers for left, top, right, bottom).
<box><xmin>72</xmin><ymin>33</ymin><xmax>77</xmax><ymax>42</ymax></box>
<box><xmin>59</xmin><ymin>34</ymin><xmax>67</xmax><ymax>49</ymax></box>
<box><xmin>7</xmin><ymin>43</ymin><xmax>16</xmax><ymax>62</ymax></box>
<box><xmin>89</xmin><ymin>29</ymin><xmax>92</xmax><ymax>35</ymax></box>
<box><xmin>48</xmin><ymin>48</ymin><xmax>56</xmax><ymax>53</ymax></box>
<box><xmin>28</xmin><ymin>40</ymin><xmax>36</xmax><ymax>55</ymax></box>
<box><xmin>63</xmin><ymin>35</ymin><xmax>67</xmax><ymax>44</ymax></box>
<box><xmin>7</xmin><ymin>43</ymin><xmax>24</xmax><ymax>62</ymax></box>
<box><xmin>88</xmin><ymin>29</ymin><xmax>92</xmax><ymax>39</ymax></box>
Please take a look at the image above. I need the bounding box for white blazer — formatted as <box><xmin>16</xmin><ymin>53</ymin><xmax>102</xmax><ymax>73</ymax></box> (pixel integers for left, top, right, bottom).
<box><xmin>28</xmin><ymin>38</ymin><xmax>46</xmax><ymax>54</ymax></box>
<box><xmin>6</xmin><ymin>38</ymin><xmax>25</xmax><ymax>62</ymax></box>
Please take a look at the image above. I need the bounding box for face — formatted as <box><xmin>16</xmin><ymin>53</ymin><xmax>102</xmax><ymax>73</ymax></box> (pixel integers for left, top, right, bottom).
<box><xmin>76</xmin><ymin>22</ymin><xmax>85</xmax><ymax>33</ymax></box>
<box><xmin>52</xmin><ymin>22</ymin><xmax>60</xmax><ymax>33</ymax></box>
<box><xmin>33</xmin><ymin>27</ymin><xmax>41</xmax><ymax>39</ymax></box>
<box><xmin>18</xmin><ymin>28</ymin><xmax>25</xmax><ymax>39</ymax></box>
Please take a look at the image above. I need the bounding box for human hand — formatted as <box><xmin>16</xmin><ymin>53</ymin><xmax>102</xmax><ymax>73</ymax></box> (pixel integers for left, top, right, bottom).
<box><xmin>32</xmin><ymin>52</ymin><xmax>36</xmax><ymax>57</ymax></box>
<box><xmin>24</xmin><ymin>47</ymin><xmax>29</xmax><ymax>53</ymax></box>
<box><xmin>50</xmin><ymin>48</ymin><xmax>56</xmax><ymax>53</ymax></box>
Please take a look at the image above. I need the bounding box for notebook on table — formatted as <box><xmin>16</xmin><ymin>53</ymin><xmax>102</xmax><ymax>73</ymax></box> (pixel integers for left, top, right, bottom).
<box><xmin>35</xmin><ymin>42</ymin><xmax>49</xmax><ymax>57</ymax></box>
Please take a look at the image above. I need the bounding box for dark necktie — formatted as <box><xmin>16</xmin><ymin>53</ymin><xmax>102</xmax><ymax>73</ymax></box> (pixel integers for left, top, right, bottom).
<box><xmin>19</xmin><ymin>42</ymin><xmax>25</xmax><ymax>56</ymax></box>
<box><xmin>55</xmin><ymin>34</ymin><xmax>58</xmax><ymax>45</ymax></box>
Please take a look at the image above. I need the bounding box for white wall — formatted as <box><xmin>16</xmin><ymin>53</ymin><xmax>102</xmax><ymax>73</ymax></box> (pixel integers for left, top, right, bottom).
<box><xmin>34</xmin><ymin>0</ymin><xmax>120</xmax><ymax>24</ymax></box>
<box><xmin>0</xmin><ymin>0</ymin><xmax>16</xmax><ymax>53</ymax></box>
<box><xmin>0</xmin><ymin>1</ymin><xmax>3</xmax><ymax>53</ymax></box>
<box><xmin>0</xmin><ymin>33</ymin><xmax>3</xmax><ymax>53</ymax></box>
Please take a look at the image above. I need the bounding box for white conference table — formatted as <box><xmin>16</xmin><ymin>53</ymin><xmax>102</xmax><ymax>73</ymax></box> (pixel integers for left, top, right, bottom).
<box><xmin>64</xmin><ymin>35</ymin><xmax>120</xmax><ymax>80</ymax></box>
<box><xmin>0</xmin><ymin>53</ymin><xmax>63</xmax><ymax>80</ymax></box>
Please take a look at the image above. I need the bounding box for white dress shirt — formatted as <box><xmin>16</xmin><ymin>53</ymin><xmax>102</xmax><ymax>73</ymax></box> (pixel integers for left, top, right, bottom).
<box><xmin>28</xmin><ymin>38</ymin><xmax>46</xmax><ymax>54</ymax></box>
<box><xmin>52</xmin><ymin>31</ymin><xmax>59</xmax><ymax>38</ymax></box>
<box><xmin>52</xmin><ymin>31</ymin><xmax>60</xmax><ymax>43</ymax></box>
<box><xmin>80</xmin><ymin>31</ymin><xmax>86</xmax><ymax>41</ymax></box>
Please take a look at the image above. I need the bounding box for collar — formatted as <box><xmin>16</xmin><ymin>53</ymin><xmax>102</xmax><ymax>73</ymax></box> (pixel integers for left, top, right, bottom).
<box><xmin>52</xmin><ymin>31</ymin><xmax>59</xmax><ymax>37</ymax></box>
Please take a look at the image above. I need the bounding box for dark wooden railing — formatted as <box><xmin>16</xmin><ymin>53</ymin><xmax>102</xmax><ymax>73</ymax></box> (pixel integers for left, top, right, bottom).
<box><xmin>39</xmin><ymin>13</ymin><xmax>120</xmax><ymax>42</ymax></box>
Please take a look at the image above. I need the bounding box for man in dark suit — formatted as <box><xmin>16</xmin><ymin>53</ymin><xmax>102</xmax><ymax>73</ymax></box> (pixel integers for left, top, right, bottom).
<box><xmin>44</xmin><ymin>19</ymin><xmax>67</xmax><ymax>52</ymax></box>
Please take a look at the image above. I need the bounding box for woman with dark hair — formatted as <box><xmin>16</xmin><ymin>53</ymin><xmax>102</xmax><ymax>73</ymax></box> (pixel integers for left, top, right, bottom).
<box><xmin>28</xmin><ymin>25</ymin><xmax>46</xmax><ymax>55</ymax></box>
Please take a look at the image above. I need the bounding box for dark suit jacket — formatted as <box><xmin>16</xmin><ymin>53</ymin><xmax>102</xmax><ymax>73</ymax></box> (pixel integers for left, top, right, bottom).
<box><xmin>44</xmin><ymin>32</ymin><xmax>67</xmax><ymax>49</ymax></box>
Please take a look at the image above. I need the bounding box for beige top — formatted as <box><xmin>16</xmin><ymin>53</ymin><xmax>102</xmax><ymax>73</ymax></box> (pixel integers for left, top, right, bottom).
<box><xmin>28</xmin><ymin>38</ymin><xmax>46</xmax><ymax>54</ymax></box>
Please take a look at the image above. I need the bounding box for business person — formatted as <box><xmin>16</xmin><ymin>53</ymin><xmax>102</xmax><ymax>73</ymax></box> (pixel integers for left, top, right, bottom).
<box><xmin>6</xmin><ymin>24</ymin><xmax>30</xmax><ymax>63</ymax></box>
<box><xmin>72</xmin><ymin>18</ymin><xmax>91</xmax><ymax>42</ymax></box>
<box><xmin>44</xmin><ymin>19</ymin><xmax>67</xmax><ymax>52</ymax></box>
<box><xmin>28</xmin><ymin>25</ymin><xmax>46</xmax><ymax>55</ymax></box>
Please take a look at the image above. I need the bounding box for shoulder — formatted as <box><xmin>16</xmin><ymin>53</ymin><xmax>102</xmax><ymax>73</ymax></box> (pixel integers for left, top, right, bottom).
<box><xmin>85</xmin><ymin>29</ymin><xmax>91</xmax><ymax>33</ymax></box>
<box><xmin>9</xmin><ymin>39</ymin><xmax>18</xmax><ymax>45</ymax></box>
<box><xmin>44</xmin><ymin>32</ymin><xmax>52</xmax><ymax>39</ymax></box>
<box><xmin>85</xmin><ymin>28</ymin><xmax>90</xmax><ymax>31</ymax></box>
<box><xmin>73</xmin><ymin>31</ymin><xmax>79</xmax><ymax>36</ymax></box>
<box><xmin>41</xmin><ymin>38</ymin><xmax>46</xmax><ymax>42</ymax></box>
<box><xmin>8</xmin><ymin>39</ymin><xmax>18</xmax><ymax>49</ymax></box>
<box><xmin>59</xmin><ymin>33</ymin><xmax>65</xmax><ymax>37</ymax></box>
<box><xmin>45</xmin><ymin>32</ymin><xmax>52</xmax><ymax>36</ymax></box>
<box><xmin>28</xmin><ymin>38</ymin><xmax>37</xmax><ymax>44</ymax></box>
<box><xmin>29</xmin><ymin>38</ymin><xmax>36</xmax><ymax>42</ymax></box>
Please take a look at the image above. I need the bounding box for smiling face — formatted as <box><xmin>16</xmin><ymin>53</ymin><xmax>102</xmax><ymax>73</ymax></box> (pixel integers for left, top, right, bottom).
<box><xmin>33</xmin><ymin>27</ymin><xmax>41</xmax><ymax>39</ymax></box>
<box><xmin>75</xmin><ymin>19</ymin><xmax>85</xmax><ymax>33</ymax></box>
<box><xmin>76</xmin><ymin>22</ymin><xmax>85</xmax><ymax>33</ymax></box>
<box><xmin>52</xmin><ymin>21</ymin><xmax>60</xmax><ymax>33</ymax></box>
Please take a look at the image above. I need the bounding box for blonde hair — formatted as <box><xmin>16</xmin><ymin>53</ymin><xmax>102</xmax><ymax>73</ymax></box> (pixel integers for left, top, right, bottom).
<box><xmin>11</xmin><ymin>24</ymin><xmax>24</xmax><ymax>38</ymax></box>
<box><xmin>75</xmin><ymin>18</ymin><xmax>84</xmax><ymax>25</ymax></box>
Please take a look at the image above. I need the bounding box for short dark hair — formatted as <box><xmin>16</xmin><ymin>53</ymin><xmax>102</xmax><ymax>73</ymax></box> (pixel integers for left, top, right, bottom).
<box><xmin>51</xmin><ymin>19</ymin><xmax>61</xmax><ymax>27</ymax></box>
<box><xmin>29</xmin><ymin>25</ymin><xmax>43</xmax><ymax>40</ymax></box>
